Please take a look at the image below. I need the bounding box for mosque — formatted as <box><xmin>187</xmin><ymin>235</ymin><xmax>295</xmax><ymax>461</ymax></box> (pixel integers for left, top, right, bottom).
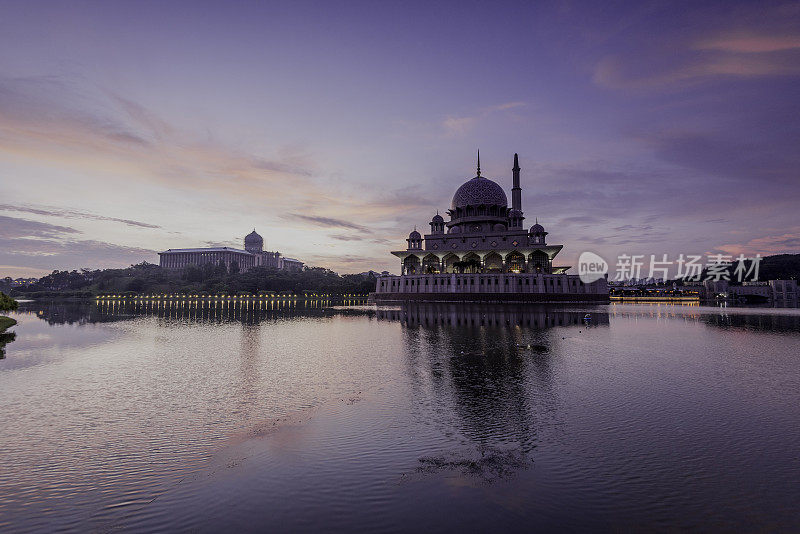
<box><xmin>158</xmin><ymin>230</ymin><xmax>304</xmax><ymax>273</ymax></box>
<box><xmin>374</xmin><ymin>153</ymin><xmax>608</xmax><ymax>302</ymax></box>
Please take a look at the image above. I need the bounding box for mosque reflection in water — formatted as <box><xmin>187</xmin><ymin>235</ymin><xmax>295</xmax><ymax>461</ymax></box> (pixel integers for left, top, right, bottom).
<box><xmin>378</xmin><ymin>304</ymin><xmax>611</xmax><ymax>461</ymax></box>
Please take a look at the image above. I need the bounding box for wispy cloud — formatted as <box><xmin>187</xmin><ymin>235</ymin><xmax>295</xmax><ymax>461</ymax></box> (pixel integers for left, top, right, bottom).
<box><xmin>0</xmin><ymin>215</ymin><xmax>155</xmax><ymax>270</ymax></box>
<box><xmin>442</xmin><ymin>101</ymin><xmax>528</xmax><ymax>137</ymax></box>
<box><xmin>0</xmin><ymin>204</ymin><xmax>161</xmax><ymax>229</ymax></box>
<box><xmin>286</xmin><ymin>213</ymin><xmax>372</xmax><ymax>233</ymax></box>
<box><xmin>0</xmin><ymin>215</ymin><xmax>80</xmax><ymax>240</ymax></box>
<box><xmin>593</xmin><ymin>52</ymin><xmax>800</xmax><ymax>90</ymax></box>
<box><xmin>442</xmin><ymin>116</ymin><xmax>477</xmax><ymax>137</ymax></box>
<box><xmin>716</xmin><ymin>228</ymin><xmax>800</xmax><ymax>256</ymax></box>
<box><xmin>593</xmin><ymin>4</ymin><xmax>800</xmax><ymax>92</ymax></box>
<box><xmin>696</xmin><ymin>34</ymin><xmax>800</xmax><ymax>53</ymax></box>
<box><xmin>0</xmin><ymin>75</ymin><xmax>318</xmax><ymax>203</ymax></box>
<box><xmin>329</xmin><ymin>234</ymin><xmax>365</xmax><ymax>242</ymax></box>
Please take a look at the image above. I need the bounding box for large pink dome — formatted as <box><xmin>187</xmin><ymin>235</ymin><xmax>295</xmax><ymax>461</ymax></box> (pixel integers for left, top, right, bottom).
<box><xmin>451</xmin><ymin>176</ymin><xmax>508</xmax><ymax>209</ymax></box>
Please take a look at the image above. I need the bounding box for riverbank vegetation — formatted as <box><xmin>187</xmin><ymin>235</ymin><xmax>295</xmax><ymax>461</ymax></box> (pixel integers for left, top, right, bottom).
<box><xmin>0</xmin><ymin>292</ymin><xmax>18</xmax><ymax>332</ymax></box>
<box><xmin>0</xmin><ymin>316</ymin><xmax>16</xmax><ymax>332</ymax></box>
<box><xmin>3</xmin><ymin>263</ymin><xmax>378</xmax><ymax>298</ymax></box>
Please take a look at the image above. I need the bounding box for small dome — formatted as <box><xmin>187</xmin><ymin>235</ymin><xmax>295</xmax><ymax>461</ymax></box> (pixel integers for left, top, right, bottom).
<box><xmin>451</xmin><ymin>176</ymin><xmax>508</xmax><ymax>209</ymax></box>
<box><xmin>509</xmin><ymin>209</ymin><xmax>523</xmax><ymax>218</ymax></box>
<box><xmin>409</xmin><ymin>230</ymin><xmax>421</xmax><ymax>239</ymax></box>
<box><xmin>431</xmin><ymin>213</ymin><xmax>444</xmax><ymax>223</ymax></box>
<box><xmin>530</xmin><ymin>223</ymin><xmax>545</xmax><ymax>234</ymax></box>
<box><xmin>245</xmin><ymin>229</ymin><xmax>263</xmax><ymax>243</ymax></box>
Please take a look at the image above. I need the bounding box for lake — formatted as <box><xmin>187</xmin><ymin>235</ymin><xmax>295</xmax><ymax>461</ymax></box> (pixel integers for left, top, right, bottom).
<box><xmin>1</xmin><ymin>299</ymin><xmax>799</xmax><ymax>532</ymax></box>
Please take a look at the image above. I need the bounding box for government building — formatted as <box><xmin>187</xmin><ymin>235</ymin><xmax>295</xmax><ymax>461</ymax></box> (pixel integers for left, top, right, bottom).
<box><xmin>374</xmin><ymin>153</ymin><xmax>608</xmax><ymax>302</ymax></box>
<box><xmin>158</xmin><ymin>230</ymin><xmax>304</xmax><ymax>273</ymax></box>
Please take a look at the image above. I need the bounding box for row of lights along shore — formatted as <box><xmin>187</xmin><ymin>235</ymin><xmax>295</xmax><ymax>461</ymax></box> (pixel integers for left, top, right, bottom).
<box><xmin>96</xmin><ymin>294</ymin><xmax>369</xmax><ymax>300</ymax></box>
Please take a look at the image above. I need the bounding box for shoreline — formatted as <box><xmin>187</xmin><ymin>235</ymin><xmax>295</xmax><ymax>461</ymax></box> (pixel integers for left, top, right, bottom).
<box><xmin>0</xmin><ymin>316</ymin><xmax>17</xmax><ymax>332</ymax></box>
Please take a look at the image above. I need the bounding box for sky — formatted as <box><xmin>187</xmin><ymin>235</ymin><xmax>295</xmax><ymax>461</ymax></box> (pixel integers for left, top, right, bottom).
<box><xmin>1</xmin><ymin>0</ymin><xmax>799</xmax><ymax>277</ymax></box>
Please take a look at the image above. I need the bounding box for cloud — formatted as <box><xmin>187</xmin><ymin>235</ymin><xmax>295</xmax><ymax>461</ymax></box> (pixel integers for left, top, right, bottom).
<box><xmin>0</xmin><ymin>75</ymin><xmax>318</xmax><ymax>204</ymax></box>
<box><xmin>286</xmin><ymin>213</ymin><xmax>372</xmax><ymax>232</ymax></box>
<box><xmin>329</xmin><ymin>233</ymin><xmax>393</xmax><ymax>246</ymax></box>
<box><xmin>640</xmin><ymin>127</ymin><xmax>800</xmax><ymax>186</ymax></box>
<box><xmin>555</xmin><ymin>215</ymin><xmax>606</xmax><ymax>227</ymax></box>
<box><xmin>486</xmin><ymin>102</ymin><xmax>527</xmax><ymax>112</ymax></box>
<box><xmin>716</xmin><ymin>228</ymin><xmax>800</xmax><ymax>256</ymax></box>
<box><xmin>593</xmin><ymin>51</ymin><xmax>800</xmax><ymax>90</ymax></box>
<box><xmin>0</xmin><ymin>75</ymin><xmax>438</xmax><ymax>249</ymax></box>
<box><xmin>441</xmin><ymin>101</ymin><xmax>528</xmax><ymax>137</ymax></box>
<box><xmin>0</xmin><ymin>215</ymin><xmax>80</xmax><ymax>240</ymax></box>
<box><xmin>442</xmin><ymin>116</ymin><xmax>477</xmax><ymax>137</ymax></box>
<box><xmin>0</xmin><ymin>204</ymin><xmax>161</xmax><ymax>229</ymax></box>
<box><xmin>329</xmin><ymin>234</ymin><xmax>365</xmax><ymax>241</ymax></box>
<box><xmin>696</xmin><ymin>34</ymin><xmax>800</xmax><ymax>53</ymax></box>
<box><xmin>0</xmin><ymin>215</ymin><xmax>156</xmax><ymax>273</ymax></box>
<box><xmin>592</xmin><ymin>4</ymin><xmax>800</xmax><ymax>92</ymax></box>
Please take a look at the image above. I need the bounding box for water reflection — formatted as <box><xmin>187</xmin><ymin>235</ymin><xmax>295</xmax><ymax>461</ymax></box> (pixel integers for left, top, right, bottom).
<box><xmin>378</xmin><ymin>302</ymin><xmax>609</xmax><ymax>328</ymax></box>
<box><xmin>16</xmin><ymin>298</ymin><xmax>372</xmax><ymax>326</ymax></box>
<box><xmin>0</xmin><ymin>330</ymin><xmax>15</xmax><ymax>358</ymax></box>
<box><xmin>608</xmin><ymin>302</ymin><xmax>800</xmax><ymax>333</ymax></box>
<box><xmin>701</xmin><ymin>310</ymin><xmax>800</xmax><ymax>332</ymax></box>
<box><xmin>1</xmin><ymin>300</ymin><xmax>799</xmax><ymax>532</ymax></box>
<box><xmin>386</xmin><ymin>304</ymin><xmax>610</xmax><ymax>477</ymax></box>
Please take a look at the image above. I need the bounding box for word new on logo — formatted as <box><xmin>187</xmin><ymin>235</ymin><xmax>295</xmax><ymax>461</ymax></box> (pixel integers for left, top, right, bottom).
<box><xmin>578</xmin><ymin>251</ymin><xmax>608</xmax><ymax>284</ymax></box>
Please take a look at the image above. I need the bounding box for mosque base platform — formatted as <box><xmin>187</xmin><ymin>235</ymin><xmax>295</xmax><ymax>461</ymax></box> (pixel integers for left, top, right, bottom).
<box><xmin>373</xmin><ymin>292</ymin><xmax>610</xmax><ymax>304</ymax></box>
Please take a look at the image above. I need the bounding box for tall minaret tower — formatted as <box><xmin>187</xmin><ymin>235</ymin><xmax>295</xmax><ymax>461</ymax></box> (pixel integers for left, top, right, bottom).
<box><xmin>512</xmin><ymin>153</ymin><xmax>522</xmax><ymax>211</ymax></box>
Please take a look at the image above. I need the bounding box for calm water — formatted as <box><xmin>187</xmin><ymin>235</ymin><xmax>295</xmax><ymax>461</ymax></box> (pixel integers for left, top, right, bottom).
<box><xmin>1</xmin><ymin>300</ymin><xmax>799</xmax><ymax>532</ymax></box>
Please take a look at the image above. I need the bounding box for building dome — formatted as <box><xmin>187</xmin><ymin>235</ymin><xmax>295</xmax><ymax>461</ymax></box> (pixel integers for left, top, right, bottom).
<box><xmin>530</xmin><ymin>223</ymin><xmax>545</xmax><ymax>234</ymax></box>
<box><xmin>244</xmin><ymin>229</ymin><xmax>263</xmax><ymax>244</ymax></box>
<box><xmin>409</xmin><ymin>229</ymin><xmax>421</xmax><ymax>239</ymax></box>
<box><xmin>509</xmin><ymin>209</ymin><xmax>523</xmax><ymax>218</ymax></box>
<box><xmin>451</xmin><ymin>176</ymin><xmax>508</xmax><ymax>209</ymax></box>
<box><xmin>431</xmin><ymin>213</ymin><xmax>444</xmax><ymax>223</ymax></box>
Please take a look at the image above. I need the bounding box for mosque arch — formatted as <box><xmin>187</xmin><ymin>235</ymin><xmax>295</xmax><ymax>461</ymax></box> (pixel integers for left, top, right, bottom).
<box><xmin>460</xmin><ymin>252</ymin><xmax>481</xmax><ymax>273</ymax></box>
<box><xmin>403</xmin><ymin>255</ymin><xmax>421</xmax><ymax>275</ymax></box>
<box><xmin>484</xmin><ymin>252</ymin><xmax>503</xmax><ymax>272</ymax></box>
<box><xmin>442</xmin><ymin>253</ymin><xmax>460</xmax><ymax>273</ymax></box>
<box><xmin>506</xmin><ymin>251</ymin><xmax>526</xmax><ymax>273</ymax></box>
<box><xmin>422</xmin><ymin>254</ymin><xmax>441</xmax><ymax>274</ymax></box>
<box><xmin>529</xmin><ymin>250</ymin><xmax>549</xmax><ymax>273</ymax></box>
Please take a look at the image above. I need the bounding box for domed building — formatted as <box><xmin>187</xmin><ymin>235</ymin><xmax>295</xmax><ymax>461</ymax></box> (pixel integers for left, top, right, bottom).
<box><xmin>374</xmin><ymin>152</ymin><xmax>608</xmax><ymax>302</ymax></box>
<box><xmin>244</xmin><ymin>229</ymin><xmax>264</xmax><ymax>253</ymax></box>
<box><xmin>159</xmin><ymin>229</ymin><xmax>304</xmax><ymax>273</ymax></box>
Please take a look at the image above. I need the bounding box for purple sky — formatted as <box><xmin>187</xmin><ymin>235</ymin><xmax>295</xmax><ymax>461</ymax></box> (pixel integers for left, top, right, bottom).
<box><xmin>1</xmin><ymin>0</ymin><xmax>799</xmax><ymax>277</ymax></box>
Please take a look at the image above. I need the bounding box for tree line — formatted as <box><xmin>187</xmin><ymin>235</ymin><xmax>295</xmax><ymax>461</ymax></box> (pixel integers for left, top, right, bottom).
<box><xmin>2</xmin><ymin>262</ymin><xmax>378</xmax><ymax>298</ymax></box>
